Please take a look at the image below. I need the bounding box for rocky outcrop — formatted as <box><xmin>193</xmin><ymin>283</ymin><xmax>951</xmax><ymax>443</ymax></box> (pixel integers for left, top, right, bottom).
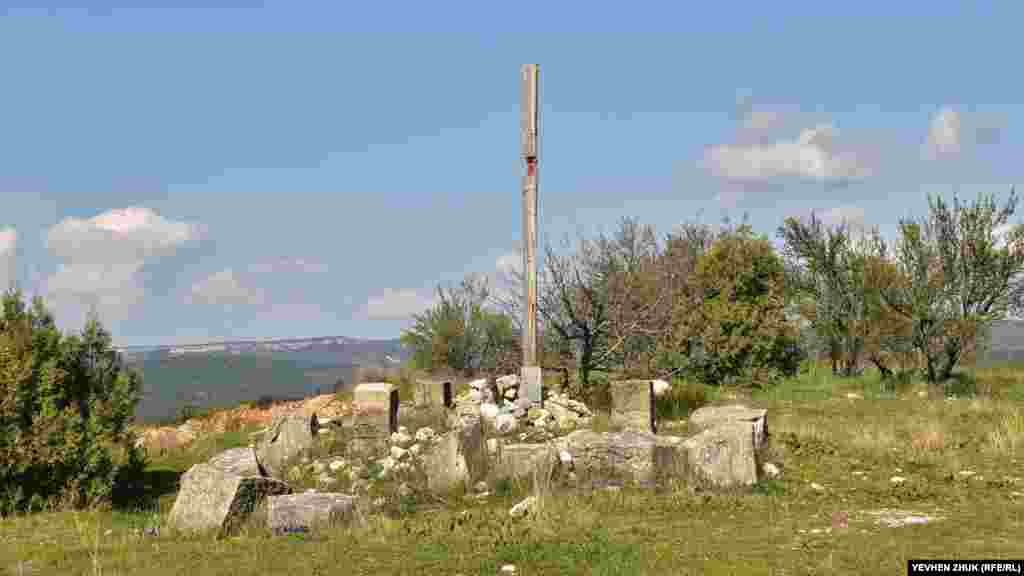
<box><xmin>167</xmin><ymin>463</ymin><xmax>292</xmax><ymax>535</ymax></box>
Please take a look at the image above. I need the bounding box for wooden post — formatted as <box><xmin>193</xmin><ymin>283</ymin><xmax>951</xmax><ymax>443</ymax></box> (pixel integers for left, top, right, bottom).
<box><xmin>520</xmin><ymin>64</ymin><xmax>542</xmax><ymax>404</ymax></box>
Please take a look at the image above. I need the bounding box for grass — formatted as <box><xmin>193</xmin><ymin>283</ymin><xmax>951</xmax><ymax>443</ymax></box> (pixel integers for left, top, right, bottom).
<box><xmin>3</xmin><ymin>361</ymin><xmax>1024</xmax><ymax>574</ymax></box>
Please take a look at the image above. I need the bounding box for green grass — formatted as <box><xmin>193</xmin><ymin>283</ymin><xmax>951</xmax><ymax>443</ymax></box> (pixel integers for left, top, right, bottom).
<box><xmin>3</xmin><ymin>362</ymin><xmax>1024</xmax><ymax>574</ymax></box>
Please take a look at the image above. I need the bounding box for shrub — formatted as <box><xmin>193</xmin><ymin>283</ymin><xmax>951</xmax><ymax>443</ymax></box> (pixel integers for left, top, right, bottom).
<box><xmin>0</xmin><ymin>290</ymin><xmax>147</xmax><ymax>515</ymax></box>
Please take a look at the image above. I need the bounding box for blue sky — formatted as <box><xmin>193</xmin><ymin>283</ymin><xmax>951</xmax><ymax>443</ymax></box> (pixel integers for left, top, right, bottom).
<box><xmin>1</xmin><ymin>2</ymin><xmax>1022</xmax><ymax>346</ymax></box>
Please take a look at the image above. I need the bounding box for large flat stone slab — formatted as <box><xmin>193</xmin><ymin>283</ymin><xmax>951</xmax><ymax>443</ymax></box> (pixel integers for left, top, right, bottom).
<box><xmin>207</xmin><ymin>447</ymin><xmax>261</xmax><ymax>477</ymax></box>
<box><xmin>267</xmin><ymin>492</ymin><xmax>357</xmax><ymax>534</ymax></box>
<box><xmin>167</xmin><ymin>463</ymin><xmax>292</xmax><ymax>536</ymax></box>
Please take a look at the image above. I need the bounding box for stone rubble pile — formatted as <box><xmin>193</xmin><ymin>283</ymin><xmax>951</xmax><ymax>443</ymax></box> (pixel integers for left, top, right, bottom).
<box><xmin>166</xmin><ymin>375</ymin><xmax>773</xmax><ymax>538</ymax></box>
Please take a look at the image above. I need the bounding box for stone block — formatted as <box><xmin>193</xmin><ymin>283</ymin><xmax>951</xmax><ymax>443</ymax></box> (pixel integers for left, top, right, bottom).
<box><xmin>267</xmin><ymin>492</ymin><xmax>357</xmax><ymax>534</ymax></box>
<box><xmin>520</xmin><ymin>366</ymin><xmax>543</xmax><ymax>404</ymax></box>
<box><xmin>352</xmin><ymin>382</ymin><xmax>398</xmax><ymax>438</ymax></box>
<box><xmin>167</xmin><ymin>463</ymin><xmax>292</xmax><ymax>536</ymax></box>
<box><xmin>414</xmin><ymin>379</ymin><xmax>453</xmax><ymax>409</ymax></box>
<box><xmin>255</xmin><ymin>414</ymin><xmax>318</xmax><ymax>480</ymax></box>
<box><xmin>688</xmin><ymin>404</ymin><xmax>768</xmax><ymax>451</ymax></box>
<box><xmin>680</xmin><ymin>421</ymin><xmax>758</xmax><ymax>488</ymax></box>
<box><xmin>609</xmin><ymin>380</ymin><xmax>656</xmax><ymax>433</ymax></box>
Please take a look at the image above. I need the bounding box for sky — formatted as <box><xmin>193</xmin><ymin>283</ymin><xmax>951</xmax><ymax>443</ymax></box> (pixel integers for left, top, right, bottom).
<box><xmin>1</xmin><ymin>1</ymin><xmax>1023</xmax><ymax>347</ymax></box>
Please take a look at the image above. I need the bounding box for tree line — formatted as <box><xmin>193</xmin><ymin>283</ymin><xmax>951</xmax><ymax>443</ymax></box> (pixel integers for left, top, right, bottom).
<box><xmin>401</xmin><ymin>189</ymin><xmax>1024</xmax><ymax>402</ymax></box>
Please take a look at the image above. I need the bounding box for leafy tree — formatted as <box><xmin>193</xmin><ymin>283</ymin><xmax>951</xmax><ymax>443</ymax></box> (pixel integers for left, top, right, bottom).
<box><xmin>0</xmin><ymin>290</ymin><xmax>146</xmax><ymax>515</ymax></box>
<box><xmin>400</xmin><ymin>274</ymin><xmax>518</xmax><ymax>378</ymax></box>
<box><xmin>877</xmin><ymin>189</ymin><xmax>1024</xmax><ymax>382</ymax></box>
<box><xmin>666</xmin><ymin>225</ymin><xmax>802</xmax><ymax>387</ymax></box>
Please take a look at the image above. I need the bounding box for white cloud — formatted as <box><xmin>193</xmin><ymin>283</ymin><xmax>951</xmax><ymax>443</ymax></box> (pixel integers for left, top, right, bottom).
<box><xmin>249</xmin><ymin>257</ymin><xmax>328</xmax><ymax>275</ymax></box>
<box><xmin>188</xmin><ymin>268</ymin><xmax>266</xmax><ymax>306</ymax></box>
<box><xmin>704</xmin><ymin>123</ymin><xmax>874</xmax><ymax>184</ymax></box>
<box><xmin>923</xmin><ymin>107</ymin><xmax>1006</xmax><ymax>160</ymax></box>
<box><xmin>361</xmin><ymin>288</ymin><xmax>435</xmax><ymax>320</ymax></box>
<box><xmin>44</xmin><ymin>207</ymin><xmax>202</xmax><ymax>321</ymax></box>
<box><xmin>0</xmin><ymin>227</ymin><xmax>15</xmax><ymax>291</ymax></box>
<box><xmin>924</xmin><ymin>108</ymin><xmax>962</xmax><ymax>159</ymax></box>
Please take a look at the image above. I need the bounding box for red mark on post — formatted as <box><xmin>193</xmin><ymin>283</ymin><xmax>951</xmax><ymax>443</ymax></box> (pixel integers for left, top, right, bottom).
<box><xmin>527</xmin><ymin>158</ymin><xmax>537</xmax><ymax>177</ymax></box>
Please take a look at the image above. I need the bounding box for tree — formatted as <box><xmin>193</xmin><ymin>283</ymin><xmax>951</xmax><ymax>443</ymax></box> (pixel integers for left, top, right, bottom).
<box><xmin>0</xmin><ymin>290</ymin><xmax>146</xmax><ymax>515</ymax></box>
<box><xmin>399</xmin><ymin>274</ymin><xmax>518</xmax><ymax>378</ymax></box>
<box><xmin>666</xmin><ymin>225</ymin><xmax>802</xmax><ymax>387</ymax></box>
<box><xmin>778</xmin><ymin>213</ymin><xmax>882</xmax><ymax>376</ymax></box>
<box><xmin>877</xmin><ymin>189</ymin><xmax>1024</xmax><ymax>383</ymax></box>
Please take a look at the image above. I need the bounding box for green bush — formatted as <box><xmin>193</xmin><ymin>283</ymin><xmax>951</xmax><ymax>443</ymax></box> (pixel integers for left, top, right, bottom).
<box><xmin>0</xmin><ymin>290</ymin><xmax>147</xmax><ymax>515</ymax></box>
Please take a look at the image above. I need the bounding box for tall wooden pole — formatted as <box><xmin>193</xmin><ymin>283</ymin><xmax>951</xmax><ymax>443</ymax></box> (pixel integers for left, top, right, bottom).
<box><xmin>520</xmin><ymin>64</ymin><xmax>542</xmax><ymax>403</ymax></box>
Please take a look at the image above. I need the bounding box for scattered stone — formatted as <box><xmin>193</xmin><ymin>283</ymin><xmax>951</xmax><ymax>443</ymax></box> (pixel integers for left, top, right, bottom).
<box><xmin>495</xmin><ymin>413</ymin><xmax>518</xmax><ymax>434</ymax></box>
<box><xmin>509</xmin><ymin>496</ymin><xmax>538</xmax><ymax>518</ymax></box>
<box><xmin>810</xmin><ymin>482</ymin><xmax>825</xmax><ymax>492</ymax></box>
<box><xmin>652</xmin><ymin>379</ymin><xmax>670</xmax><ymax>397</ymax></box>
<box><xmin>559</xmin><ymin>450</ymin><xmax>573</xmax><ymax>467</ymax></box>
<box><xmin>329</xmin><ymin>459</ymin><xmax>346</xmax><ymax>472</ymax></box>
<box><xmin>480</xmin><ymin>402</ymin><xmax>500</xmax><ymax>421</ymax></box>
<box><xmin>890</xmin><ymin>476</ymin><xmax>906</xmax><ymax>484</ymax></box>
<box><xmin>390</xmin><ymin>429</ymin><xmax>413</xmax><ymax>448</ymax></box>
<box><xmin>762</xmin><ymin>462</ymin><xmax>781</xmax><ymax>478</ymax></box>
<box><xmin>501</xmin><ymin>564</ymin><xmax>517</xmax><ymax>574</ymax></box>
<box><xmin>845</xmin><ymin>393</ymin><xmax>863</xmax><ymax>400</ymax></box>
<box><xmin>415</xmin><ymin>427</ymin><xmax>437</xmax><ymax>443</ymax></box>
<box><xmin>475</xmin><ymin>481</ymin><xmax>489</xmax><ymax>493</ymax></box>
<box><xmin>390</xmin><ymin>446</ymin><xmax>409</xmax><ymax>461</ymax></box>
<box><xmin>866</xmin><ymin>509</ymin><xmax>945</xmax><ymax>528</ymax></box>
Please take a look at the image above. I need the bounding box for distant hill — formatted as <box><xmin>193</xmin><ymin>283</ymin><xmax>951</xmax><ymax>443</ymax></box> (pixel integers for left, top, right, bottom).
<box><xmin>120</xmin><ymin>336</ymin><xmax>410</xmax><ymax>424</ymax></box>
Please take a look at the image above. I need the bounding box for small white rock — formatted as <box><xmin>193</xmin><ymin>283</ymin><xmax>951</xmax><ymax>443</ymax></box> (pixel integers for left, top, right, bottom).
<box><xmin>559</xmin><ymin>450</ymin><xmax>573</xmax><ymax>466</ymax></box>
<box><xmin>415</xmin><ymin>427</ymin><xmax>437</xmax><ymax>443</ymax></box>
<box><xmin>329</xmin><ymin>459</ymin><xmax>346</xmax><ymax>471</ymax></box>
<box><xmin>810</xmin><ymin>482</ymin><xmax>825</xmax><ymax>491</ymax></box>
<box><xmin>509</xmin><ymin>496</ymin><xmax>537</xmax><ymax>518</ymax></box>
<box><xmin>390</xmin><ymin>430</ymin><xmax>413</xmax><ymax>447</ymax></box>
<box><xmin>480</xmin><ymin>402</ymin><xmax>500</xmax><ymax>421</ymax></box>
<box><xmin>762</xmin><ymin>462</ymin><xmax>781</xmax><ymax>478</ymax></box>
<box><xmin>890</xmin><ymin>476</ymin><xmax>906</xmax><ymax>484</ymax></box>
<box><xmin>652</xmin><ymin>379</ymin><xmax>670</xmax><ymax>397</ymax></box>
<box><xmin>501</xmin><ymin>565</ymin><xmax>517</xmax><ymax>574</ymax></box>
